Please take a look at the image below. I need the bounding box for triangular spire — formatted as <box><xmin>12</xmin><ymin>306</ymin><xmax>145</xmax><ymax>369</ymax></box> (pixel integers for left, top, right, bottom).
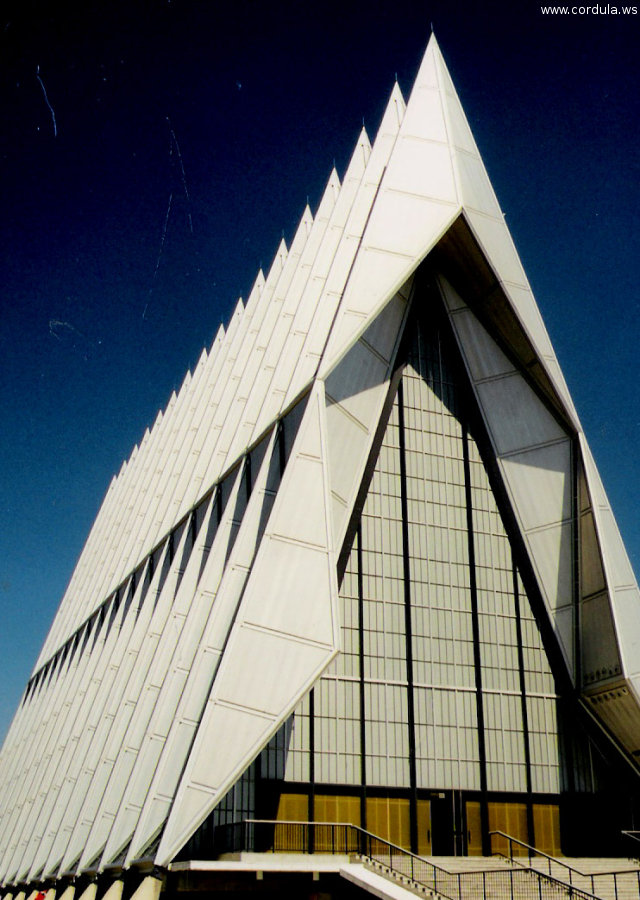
<box><xmin>318</xmin><ymin>36</ymin><xmax>576</xmax><ymax>430</ymax></box>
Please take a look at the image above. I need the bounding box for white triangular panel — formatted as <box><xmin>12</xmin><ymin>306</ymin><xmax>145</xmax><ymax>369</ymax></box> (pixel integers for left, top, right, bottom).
<box><xmin>239</xmin><ymin>167</ymin><xmax>343</xmax><ymax>449</ymax></box>
<box><xmin>289</xmin><ymin>83</ymin><xmax>408</xmax><ymax>401</ymax></box>
<box><xmin>94</xmin><ymin>466</ymin><xmax>245</xmax><ymax>868</ymax></box>
<box><xmin>441</xmin><ymin>277</ymin><xmax>575</xmax><ymax>674</ymax></box>
<box><xmin>324</xmin><ymin>291</ymin><xmax>410</xmax><ymax>544</ymax></box>
<box><xmin>319</xmin><ymin>37</ymin><xmax>579</xmax><ymax>434</ymax></box>
<box><xmin>66</xmin><ymin>503</ymin><xmax>217</xmax><ymax>874</ymax></box>
<box><xmin>154</xmin><ymin>384</ymin><xmax>338</xmax><ymax>866</ymax></box>
<box><xmin>199</xmin><ymin>208</ymin><xmax>314</xmax><ymax>488</ymax></box>
<box><xmin>263</xmin><ymin>121</ymin><xmax>376</xmax><ymax>429</ymax></box>
<box><xmin>109</xmin><ymin>432</ymin><xmax>279</xmax><ymax>865</ymax></box>
<box><xmin>49</xmin><ymin>527</ymin><xmax>192</xmax><ymax>877</ymax></box>
<box><xmin>580</xmin><ymin>435</ymin><xmax>640</xmax><ymax>678</ymax></box>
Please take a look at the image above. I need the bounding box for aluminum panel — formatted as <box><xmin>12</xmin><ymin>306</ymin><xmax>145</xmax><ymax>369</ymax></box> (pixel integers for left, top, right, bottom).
<box><xmin>501</xmin><ymin>442</ymin><xmax>572</xmax><ymax>532</ymax></box>
<box><xmin>94</xmin><ymin>471</ymin><xmax>243</xmax><ymax>868</ymax></box>
<box><xmin>447</xmin><ymin>306</ymin><xmax>516</xmax><ymax>381</ymax></box>
<box><xmin>609</xmin><ymin>588</ymin><xmax>640</xmax><ymax>678</ymax></box>
<box><xmin>363</xmin><ymin>190</ymin><xmax>457</xmax><ymax>259</ymax></box>
<box><xmin>476</xmin><ymin>376</ymin><xmax>567</xmax><ymax>455</ymax></box>
<box><xmin>66</xmin><ymin>520</ymin><xmax>208</xmax><ymax>874</ymax></box>
<box><xmin>581</xmin><ymin>592</ymin><xmax>623</xmax><ymax>686</ymax></box>
<box><xmin>152</xmin><ymin>386</ymin><xmax>338</xmax><ymax>866</ymax></box>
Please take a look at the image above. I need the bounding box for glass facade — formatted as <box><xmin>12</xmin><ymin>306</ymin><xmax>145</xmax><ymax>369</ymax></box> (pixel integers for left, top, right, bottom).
<box><xmin>183</xmin><ymin>303</ymin><xmax>631</xmax><ymax>861</ymax></box>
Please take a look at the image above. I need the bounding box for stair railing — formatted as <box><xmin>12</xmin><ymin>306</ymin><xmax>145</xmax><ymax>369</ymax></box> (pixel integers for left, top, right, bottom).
<box><xmin>492</xmin><ymin>830</ymin><xmax>640</xmax><ymax>900</ymax></box>
<box><xmin>213</xmin><ymin>820</ymin><xmax>603</xmax><ymax>900</ymax></box>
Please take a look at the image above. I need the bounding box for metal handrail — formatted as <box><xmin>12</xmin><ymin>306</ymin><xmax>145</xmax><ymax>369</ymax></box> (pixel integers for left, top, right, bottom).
<box><xmin>492</xmin><ymin>830</ymin><xmax>640</xmax><ymax>900</ymax></box>
<box><xmin>216</xmin><ymin>820</ymin><xmax>604</xmax><ymax>900</ymax></box>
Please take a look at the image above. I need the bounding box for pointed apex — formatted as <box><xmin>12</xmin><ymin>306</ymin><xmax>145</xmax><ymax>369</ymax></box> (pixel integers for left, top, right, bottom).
<box><xmin>409</xmin><ymin>34</ymin><xmax>441</xmax><ymax>93</ymax></box>
<box><xmin>254</xmin><ymin>268</ymin><xmax>266</xmax><ymax>291</ymax></box>
<box><xmin>313</xmin><ymin>167</ymin><xmax>341</xmax><ymax>221</ymax></box>
<box><xmin>375</xmin><ymin>81</ymin><xmax>405</xmax><ymax>139</ymax></box>
<box><xmin>389</xmin><ymin>80</ymin><xmax>405</xmax><ymax>107</ymax></box>
<box><xmin>357</xmin><ymin>125</ymin><xmax>371</xmax><ymax>150</ymax></box>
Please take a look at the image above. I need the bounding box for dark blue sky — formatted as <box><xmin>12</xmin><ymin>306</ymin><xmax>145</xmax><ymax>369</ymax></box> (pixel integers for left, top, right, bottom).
<box><xmin>1</xmin><ymin>0</ymin><xmax>639</xmax><ymax>743</ymax></box>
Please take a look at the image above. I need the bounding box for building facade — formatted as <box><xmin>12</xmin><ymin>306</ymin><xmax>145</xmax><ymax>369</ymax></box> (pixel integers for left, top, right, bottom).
<box><xmin>1</xmin><ymin>34</ymin><xmax>640</xmax><ymax>898</ymax></box>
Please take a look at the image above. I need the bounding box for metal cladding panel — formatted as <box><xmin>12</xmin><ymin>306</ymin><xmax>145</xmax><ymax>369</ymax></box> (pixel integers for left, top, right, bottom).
<box><xmin>178</xmin><ymin>290</ymin><xmax>255</xmax><ymax>514</ymax></box>
<box><xmin>147</xmin><ymin>352</ymin><xmax>211</xmax><ymax>545</ymax></box>
<box><xmin>272</xmin><ymin>127</ymin><xmax>375</xmax><ymax>419</ymax></box>
<box><xmin>314</xmin><ymin>40</ymin><xmax>457</xmax><ymax>377</ymax></box>
<box><xmin>285</xmin><ymin>85</ymin><xmax>406</xmax><ymax>406</ymax></box>
<box><xmin>80</xmin><ymin>395</ymin><xmax>175</xmax><ymax>629</ymax></box>
<box><xmin>33</xmin><ymin>474</ymin><xmax>119</xmax><ymax>670</ymax></box>
<box><xmin>501</xmin><ymin>444</ymin><xmax>572</xmax><ymax>533</ymax></box>
<box><xmin>318</xmin><ymin>37</ymin><xmax>577</xmax><ymax>431</ymax></box>
<box><xmin>609</xmin><ymin>588</ymin><xmax>640</xmax><ymax>680</ymax></box>
<box><xmin>324</xmin><ymin>294</ymin><xmax>409</xmax><ymax>544</ymax></box>
<box><xmin>99</xmin><ymin>383</ymin><xmax>184</xmax><ymax>598</ymax></box>
<box><xmin>170</xmin><ymin>375</ymin><xmax>226</xmax><ymax>525</ymax></box>
<box><xmin>0</xmin><ymin>583</ymin><xmax>133</xmax><ymax>882</ymax></box>
<box><xmin>179</xmin><ymin>278</ymin><xmax>264</xmax><ymax>508</ymax></box>
<box><xmin>172</xmin><ymin>322</ymin><xmax>238</xmax><ymax>522</ymax></box>
<box><xmin>199</xmin><ymin>241</ymin><xmax>294</xmax><ymax>489</ymax></box>
<box><xmin>384</xmin><ymin>140</ymin><xmax>456</xmax><ymax>203</ymax></box>
<box><xmin>449</xmin><ymin>308</ymin><xmax>517</xmax><ymax>381</ymax></box>
<box><xmin>36</xmin><ymin>554</ymin><xmax>171</xmax><ymax>878</ymax></box>
<box><xmin>36</xmin><ymin>439</ymin><xmax>136</xmax><ymax>665</ymax></box>
<box><xmin>37</xmin><ymin>451</ymin><xmax>128</xmax><ymax>664</ymax></box>
<box><xmin>586</xmin><ymin>685</ymin><xmax>640</xmax><ymax>755</ymax></box>
<box><xmin>153</xmin><ymin>385</ymin><xmax>339</xmax><ymax>867</ymax></box>
<box><xmin>115</xmin><ymin>386</ymin><xmax>196</xmax><ymax>588</ymax></box>
<box><xmin>215</xmin><ymin>206</ymin><xmax>317</xmax><ymax>474</ymax></box>
<box><xmin>474</xmin><ymin>377</ymin><xmax>567</xmax><ymax>455</ymax></box>
<box><xmin>580</xmin><ymin>510</ymin><xmax>607</xmax><ymax>598</ymax></box>
<box><xmin>526</xmin><ymin>520</ymin><xmax>574</xmax><ymax>612</ymax></box>
<box><xmin>456</xmin><ymin>152</ymin><xmax>502</xmax><ymax>218</ymax></box>
<box><xmin>463</xmin><ymin>214</ymin><xmax>579</xmax><ymax>425</ymax></box>
<box><xmin>116</xmin><ymin>436</ymin><xmax>277</xmax><ymax>865</ymax></box>
<box><xmin>27</xmin><ymin>592</ymin><xmax>149</xmax><ymax>878</ymax></box>
<box><xmin>62</xmin><ymin>522</ymin><xmax>201</xmax><ymax>875</ymax></box>
<box><xmin>580</xmin><ymin>434</ymin><xmax>640</xmax><ymax>678</ymax></box>
<box><xmin>581</xmin><ymin>591</ymin><xmax>623</xmax><ymax>685</ymax></box>
<box><xmin>243</xmin><ymin>171</ymin><xmax>343</xmax><ymax>446</ymax></box>
<box><xmin>93</xmin><ymin>470</ymin><xmax>243</xmax><ymax>870</ymax></box>
<box><xmin>325</xmin><ymin>339</ymin><xmax>389</xmax><ymax>425</ymax></box>
<box><xmin>443</xmin><ymin>283</ymin><xmax>575</xmax><ymax>674</ymax></box>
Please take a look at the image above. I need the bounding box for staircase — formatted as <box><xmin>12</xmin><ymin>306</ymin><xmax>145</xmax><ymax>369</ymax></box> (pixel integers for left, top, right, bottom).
<box><xmin>526</xmin><ymin>858</ymin><xmax>640</xmax><ymax>900</ymax></box>
<box><xmin>359</xmin><ymin>850</ymin><xmax>596</xmax><ymax>900</ymax></box>
<box><xmin>490</xmin><ymin>832</ymin><xmax>640</xmax><ymax>900</ymax></box>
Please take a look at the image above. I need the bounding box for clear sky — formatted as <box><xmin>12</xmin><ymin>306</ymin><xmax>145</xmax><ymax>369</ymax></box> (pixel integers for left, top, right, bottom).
<box><xmin>1</xmin><ymin>0</ymin><xmax>639</xmax><ymax>745</ymax></box>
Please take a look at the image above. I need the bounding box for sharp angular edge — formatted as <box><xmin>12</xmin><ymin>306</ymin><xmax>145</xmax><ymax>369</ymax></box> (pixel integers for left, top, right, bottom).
<box><xmin>153</xmin><ymin>383</ymin><xmax>339</xmax><ymax>866</ymax></box>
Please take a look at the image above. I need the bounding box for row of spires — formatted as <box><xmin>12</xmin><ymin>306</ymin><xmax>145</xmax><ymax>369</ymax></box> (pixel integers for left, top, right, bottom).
<box><xmin>31</xmin><ymin>111</ymin><xmax>390</xmax><ymax>671</ymax></box>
